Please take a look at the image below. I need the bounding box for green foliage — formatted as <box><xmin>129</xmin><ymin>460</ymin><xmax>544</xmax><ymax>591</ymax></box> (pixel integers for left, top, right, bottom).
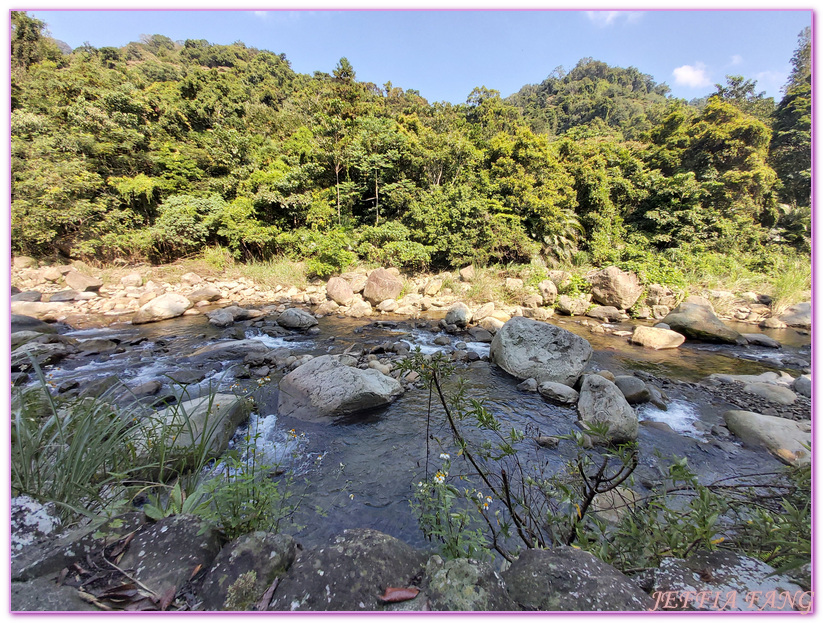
<box><xmin>357</xmin><ymin>222</ymin><xmax>432</xmax><ymax>270</ymax></box>
<box><xmin>276</xmin><ymin>228</ymin><xmax>356</xmax><ymax>278</ymax></box>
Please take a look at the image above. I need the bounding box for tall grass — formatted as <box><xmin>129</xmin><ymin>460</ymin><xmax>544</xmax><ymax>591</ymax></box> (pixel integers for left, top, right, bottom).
<box><xmin>770</xmin><ymin>258</ymin><xmax>812</xmax><ymax>315</ymax></box>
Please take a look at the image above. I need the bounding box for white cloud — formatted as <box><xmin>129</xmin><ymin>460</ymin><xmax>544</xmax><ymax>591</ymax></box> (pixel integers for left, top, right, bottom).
<box><xmin>585</xmin><ymin>11</ymin><xmax>644</xmax><ymax>27</ymax></box>
<box><xmin>730</xmin><ymin>54</ymin><xmax>743</xmax><ymax>66</ymax></box>
<box><xmin>673</xmin><ymin>62</ymin><xmax>712</xmax><ymax>88</ymax></box>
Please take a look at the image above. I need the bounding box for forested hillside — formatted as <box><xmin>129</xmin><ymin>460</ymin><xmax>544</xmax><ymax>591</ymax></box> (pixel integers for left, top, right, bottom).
<box><xmin>10</xmin><ymin>12</ymin><xmax>811</xmax><ymax>279</ymax></box>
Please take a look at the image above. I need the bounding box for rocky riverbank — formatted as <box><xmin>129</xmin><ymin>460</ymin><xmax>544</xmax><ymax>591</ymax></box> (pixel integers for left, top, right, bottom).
<box><xmin>9</xmin><ymin>257</ymin><xmax>812</xmax><ymax>611</ymax></box>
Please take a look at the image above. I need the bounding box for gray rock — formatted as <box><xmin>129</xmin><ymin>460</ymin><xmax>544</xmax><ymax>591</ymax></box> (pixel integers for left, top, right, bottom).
<box><xmin>188</xmin><ymin>286</ymin><xmax>223</xmax><ymax>304</ymax></box>
<box><xmin>278</xmin><ymin>355</ymin><xmax>403</xmax><ymax>422</ymax></box>
<box><xmin>77</xmin><ymin>338</ymin><xmax>119</xmax><ymax>355</ymax></box>
<box><xmin>362</xmin><ymin>268</ymin><xmax>403</xmax><ymax>305</ymax></box>
<box><xmin>778</xmin><ymin>302</ymin><xmax>811</xmax><ymax>329</ymax></box>
<box><xmin>760</xmin><ymin>317</ymin><xmax>788</xmax><ymax>330</ymax></box>
<box><xmin>11</xmin><ymin>576</ymin><xmax>99</xmax><ymax>611</ymax></box>
<box><xmin>180</xmin><ymin>271</ymin><xmax>204</xmax><ymax>286</ymax></box>
<box><xmin>377</xmin><ymin>299</ymin><xmax>398</xmax><ymax>312</ymax></box>
<box><xmin>132</xmin><ymin>293</ymin><xmax>193</xmax><ymax>324</ymax></box>
<box><xmin>537</xmin><ymin>280</ymin><xmax>558</xmax><ymax>305</ymax></box>
<box><xmin>200</xmin><ymin>533</ymin><xmax>297</xmax><ymax>611</ymax></box>
<box><xmin>723</xmin><ymin>410</ymin><xmax>810</xmax><ymax>465</ymax></box>
<box><xmin>268</xmin><ymin>529</ymin><xmax>426</xmax><ymax>611</ymax></box>
<box><xmin>11</xmin><ymin>314</ymin><xmax>56</xmax><ymax>334</ymax></box>
<box><xmin>743</xmin><ymin>382</ymin><xmax>797</xmax><ymax>405</ymax></box>
<box><xmin>206</xmin><ymin>308</ymin><xmax>236</xmax><ymax>327</ymax></box>
<box><xmin>577</xmin><ymin>375</ymin><xmax>638</xmax><ymax>443</ymax></box>
<box><xmin>118</xmin><ymin>514</ymin><xmax>222</xmax><ymax>597</ymax></box>
<box><xmin>277</xmin><ymin>308</ymin><xmax>318</xmax><ymax>330</ymax></box>
<box><xmin>546</xmin><ymin>270</ymin><xmax>572</xmax><ymax>289</ymax></box>
<box><xmin>166</xmin><ymin>369</ymin><xmax>207</xmax><ymax>385</ymax></box>
<box><xmin>189</xmin><ymin>339</ymin><xmax>269</xmax><ymax>361</ymax></box>
<box><xmin>652</xmin><ymin>550</ymin><xmax>806</xmax><ymax>611</ymax></box>
<box><xmin>64</xmin><ymin>270</ymin><xmax>103</xmax><ymax>292</ymax></box>
<box><xmin>490</xmin><ymin>317</ymin><xmax>592</xmax><ymax>387</ymax></box>
<box><xmin>120</xmin><ymin>272</ymin><xmax>143</xmax><ymax>287</ymax></box>
<box><xmin>537</xmin><ymin>381</ymin><xmax>579</xmax><ymax>405</ymax></box>
<box><xmin>10</xmin><ymin>496</ymin><xmax>61</xmax><ymax>558</ymax></box>
<box><xmin>586</xmin><ymin>305</ymin><xmax>623</xmax><ymax>321</ymax></box>
<box><xmin>445</xmin><ymin>302</ymin><xmax>472</xmax><ymax>328</ymax></box>
<box><xmin>522</xmin><ymin>294</ymin><xmax>543</xmax><ymax>309</ymax></box>
<box><xmin>741</xmin><ymin>333</ymin><xmax>781</xmax><ymax>348</ymax></box>
<box><xmin>130</xmin><ymin>380</ymin><xmax>163</xmax><ymax>397</ymax></box>
<box><xmin>504</xmin><ymin>547</ymin><xmax>653</xmax><ymax>611</ymax></box>
<box><xmin>347</xmin><ymin>300</ymin><xmax>373</xmax><ymax>318</ymax></box>
<box><xmin>326</xmin><ymin>277</ymin><xmax>355</xmax><ymax>306</ymax></box>
<box><xmin>11</xmin><ymin>291</ymin><xmax>42</xmax><ymax>302</ymax></box>
<box><xmin>11</xmin><ymin>331</ymin><xmax>43</xmax><ymax>349</ymax></box>
<box><xmin>11</xmin><ymin>341</ymin><xmax>75</xmax><ymax>371</ymax></box>
<box><xmin>467</xmin><ymin>327</ymin><xmax>494</xmax><ymax>343</ymax></box>
<box><xmin>47</xmin><ymin>290</ymin><xmax>79</xmax><ymax>303</ymax></box>
<box><xmin>661</xmin><ymin>296</ymin><xmax>742</xmax><ymax>344</ymax></box>
<box><xmin>645</xmin><ymin>284</ymin><xmax>678</xmax><ymax>307</ymax></box>
<box><xmin>131</xmin><ymin>394</ymin><xmax>250</xmax><ymax>471</ymax></box>
<box><xmin>459</xmin><ymin>265</ymin><xmax>476</xmax><ymax>282</ymax></box>
<box><xmin>426</xmin><ymin>557</ymin><xmax>515</xmax><ymax>611</ymax></box>
<box><xmin>556</xmin><ymin>294</ymin><xmax>591</xmax><ymax>316</ymax></box>
<box><xmin>630</xmin><ymin>325</ymin><xmax>685</xmax><ymax>350</ymax></box>
<box><xmin>613</xmin><ymin>375</ymin><xmax>651</xmax><ymax>404</ymax></box>
<box><xmin>516</xmin><ymin>378</ymin><xmax>538</xmax><ymax>392</ymax></box>
<box><xmin>589</xmin><ymin>266</ymin><xmax>643</xmax><ymax>310</ymax></box>
<box><xmin>793</xmin><ymin>375</ymin><xmax>811</xmax><ymax>398</ymax></box>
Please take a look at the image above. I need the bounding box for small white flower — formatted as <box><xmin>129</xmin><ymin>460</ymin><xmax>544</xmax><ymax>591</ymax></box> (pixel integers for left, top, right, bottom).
<box><xmin>477</xmin><ymin>491</ymin><xmax>484</xmax><ymax>500</ymax></box>
<box><xmin>417</xmin><ymin>481</ymin><xmax>423</xmax><ymax>488</ymax></box>
<box><xmin>439</xmin><ymin>453</ymin><xmax>450</xmax><ymax>460</ymax></box>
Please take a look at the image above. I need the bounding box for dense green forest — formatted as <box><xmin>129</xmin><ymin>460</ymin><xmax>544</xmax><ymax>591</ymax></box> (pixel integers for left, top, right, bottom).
<box><xmin>10</xmin><ymin>12</ymin><xmax>811</xmax><ymax>279</ymax></box>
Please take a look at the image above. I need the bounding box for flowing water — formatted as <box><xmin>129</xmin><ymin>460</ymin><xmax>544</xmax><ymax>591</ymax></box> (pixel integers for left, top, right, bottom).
<box><xmin>34</xmin><ymin>311</ymin><xmax>810</xmax><ymax>549</ymax></box>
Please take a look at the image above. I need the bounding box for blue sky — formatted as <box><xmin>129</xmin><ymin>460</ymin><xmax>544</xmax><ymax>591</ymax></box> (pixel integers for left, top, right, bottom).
<box><xmin>27</xmin><ymin>9</ymin><xmax>812</xmax><ymax>104</ymax></box>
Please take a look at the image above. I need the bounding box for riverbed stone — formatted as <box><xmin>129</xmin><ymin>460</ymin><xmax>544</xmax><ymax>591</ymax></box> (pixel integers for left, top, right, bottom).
<box><xmin>131</xmin><ymin>394</ymin><xmax>251</xmax><ymax>470</ymax></box>
<box><xmin>472</xmin><ymin>302</ymin><xmax>495</xmax><ymax>322</ymax></box>
<box><xmin>445</xmin><ymin>302</ymin><xmax>472</xmax><ymax>327</ymax></box>
<box><xmin>723</xmin><ymin>410</ymin><xmax>811</xmax><ymax>465</ymax></box>
<box><xmin>467</xmin><ymin>326</ymin><xmax>493</xmax><ymax>343</ymax></box>
<box><xmin>200</xmin><ymin>533</ymin><xmax>297</xmax><ymax>611</ymax></box>
<box><xmin>742</xmin><ymin>382</ymin><xmax>797</xmax><ymax>405</ymax></box>
<box><xmin>277</xmin><ymin>308</ymin><xmax>318</xmax><ymax>330</ymax></box>
<box><xmin>490</xmin><ymin>317</ymin><xmax>592</xmax><ymax>387</ymax></box>
<box><xmin>11</xmin><ymin>341</ymin><xmax>76</xmax><ymax>371</ymax></box>
<box><xmin>278</xmin><ymin>355</ymin><xmax>403</xmax><ymax>422</ymax></box>
<box><xmin>64</xmin><ymin>270</ymin><xmax>103</xmax><ymax>292</ymax></box>
<box><xmin>118</xmin><ymin>514</ymin><xmax>222</xmax><ymax>598</ymax></box>
<box><xmin>646</xmin><ymin>284</ymin><xmax>677</xmax><ymax>308</ymax></box>
<box><xmin>268</xmin><ymin>529</ymin><xmax>427</xmax><ymax>611</ymax></box>
<box><xmin>661</xmin><ymin>296</ymin><xmax>742</xmax><ymax>344</ymax></box>
<box><xmin>326</xmin><ymin>277</ymin><xmax>355</xmax><ymax>306</ymax></box>
<box><xmin>120</xmin><ymin>272</ymin><xmax>143</xmax><ymax>287</ymax></box>
<box><xmin>459</xmin><ymin>265</ymin><xmax>475</xmax><ymax>282</ymax></box>
<box><xmin>76</xmin><ymin>338</ymin><xmax>119</xmax><ymax>355</ymax></box>
<box><xmin>613</xmin><ymin>375</ymin><xmax>651</xmax><ymax>404</ymax></box>
<box><xmin>11</xmin><ymin>576</ymin><xmax>99</xmax><ymax>611</ymax></box>
<box><xmin>48</xmin><ymin>290</ymin><xmax>79</xmax><ymax>303</ymax></box>
<box><xmin>426</xmin><ymin>556</ymin><xmax>515</xmax><ymax>611</ymax></box>
<box><xmin>630</xmin><ymin>325</ymin><xmax>685</xmax><ymax>350</ymax></box>
<box><xmin>180</xmin><ymin>272</ymin><xmax>204</xmax><ymax>286</ymax></box>
<box><xmin>504</xmin><ymin>547</ymin><xmax>653</xmax><ymax>611</ymax></box>
<box><xmin>577</xmin><ymin>375</ymin><xmax>638</xmax><ymax>443</ymax></box>
<box><xmin>132</xmin><ymin>292</ymin><xmax>193</xmax><ymax>324</ymax></box>
<box><xmin>537</xmin><ymin>381</ymin><xmax>579</xmax><ymax>405</ymax></box>
<box><xmin>586</xmin><ymin>305</ymin><xmax>622</xmax><ymax>322</ymax></box>
<box><xmin>206</xmin><ymin>307</ymin><xmax>236</xmax><ymax>327</ymax></box>
<box><xmin>11</xmin><ymin>290</ymin><xmax>42</xmax><ymax>302</ymax></box>
<box><xmin>188</xmin><ymin>286</ymin><xmax>223</xmax><ymax>304</ymax></box>
<box><xmin>777</xmin><ymin>302</ymin><xmax>811</xmax><ymax>329</ymax></box>
<box><xmin>362</xmin><ymin>268</ymin><xmax>403</xmax><ymax>305</ymax></box>
<box><xmin>11</xmin><ymin>301</ymin><xmax>70</xmax><ymax>321</ymax></box>
<box><xmin>793</xmin><ymin>375</ymin><xmax>811</xmax><ymax>398</ymax></box>
<box><xmin>588</xmin><ymin>266</ymin><xmax>644</xmax><ymax>310</ymax></box>
<box><xmin>652</xmin><ymin>550</ymin><xmax>805</xmax><ymax>611</ymax></box>
<box><xmin>11</xmin><ymin>314</ymin><xmax>57</xmax><ymax>334</ymax></box>
<box><xmin>348</xmin><ymin>299</ymin><xmax>373</xmax><ymax>318</ymax></box>
<box><xmin>741</xmin><ymin>333</ymin><xmax>781</xmax><ymax>348</ymax></box>
<box><xmin>537</xmin><ymin>279</ymin><xmax>558</xmax><ymax>305</ymax></box>
<box><xmin>478</xmin><ymin>317</ymin><xmax>504</xmax><ymax>334</ymax></box>
<box><xmin>760</xmin><ymin>317</ymin><xmax>787</xmax><ymax>329</ymax></box>
<box><xmin>377</xmin><ymin>299</ymin><xmax>398</xmax><ymax>312</ymax></box>
<box><xmin>556</xmin><ymin>294</ymin><xmax>591</xmax><ymax>316</ymax></box>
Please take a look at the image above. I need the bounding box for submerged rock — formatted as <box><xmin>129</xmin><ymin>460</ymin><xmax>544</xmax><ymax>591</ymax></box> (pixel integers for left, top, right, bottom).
<box><xmin>277</xmin><ymin>355</ymin><xmax>403</xmax><ymax>421</ymax></box>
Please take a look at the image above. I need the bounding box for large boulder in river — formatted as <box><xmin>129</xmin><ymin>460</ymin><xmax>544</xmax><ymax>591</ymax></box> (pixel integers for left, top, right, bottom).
<box><xmin>490</xmin><ymin>317</ymin><xmax>592</xmax><ymax>387</ymax></box>
<box><xmin>588</xmin><ymin>266</ymin><xmax>643</xmax><ymax>310</ymax></box>
<box><xmin>326</xmin><ymin>277</ymin><xmax>355</xmax><ymax>305</ymax></box>
<box><xmin>276</xmin><ymin>307</ymin><xmax>318</xmax><ymax>330</ymax></box>
<box><xmin>362</xmin><ymin>268</ymin><xmax>403</xmax><ymax>305</ymax></box>
<box><xmin>278</xmin><ymin>355</ymin><xmax>403</xmax><ymax>421</ymax></box>
<box><xmin>132</xmin><ymin>293</ymin><xmax>192</xmax><ymax>324</ymax></box>
<box><xmin>661</xmin><ymin>296</ymin><xmax>742</xmax><ymax>344</ymax></box>
<box><xmin>445</xmin><ymin>302</ymin><xmax>472</xmax><ymax>327</ymax></box>
<box><xmin>577</xmin><ymin>375</ymin><xmax>638</xmax><ymax>443</ymax></box>
<box><xmin>723</xmin><ymin>410</ymin><xmax>811</xmax><ymax>465</ymax></box>
<box><xmin>503</xmin><ymin>547</ymin><xmax>653</xmax><ymax>611</ymax></box>
<box><xmin>778</xmin><ymin>302</ymin><xmax>811</xmax><ymax>329</ymax></box>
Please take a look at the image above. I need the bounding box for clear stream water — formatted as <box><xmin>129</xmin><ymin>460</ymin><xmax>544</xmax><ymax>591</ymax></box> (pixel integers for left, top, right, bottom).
<box><xmin>36</xmin><ymin>311</ymin><xmax>810</xmax><ymax>549</ymax></box>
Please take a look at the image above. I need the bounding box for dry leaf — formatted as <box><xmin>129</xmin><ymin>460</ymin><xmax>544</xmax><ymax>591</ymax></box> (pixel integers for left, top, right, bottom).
<box><xmin>378</xmin><ymin>587</ymin><xmax>420</xmax><ymax>603</ymax></box>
